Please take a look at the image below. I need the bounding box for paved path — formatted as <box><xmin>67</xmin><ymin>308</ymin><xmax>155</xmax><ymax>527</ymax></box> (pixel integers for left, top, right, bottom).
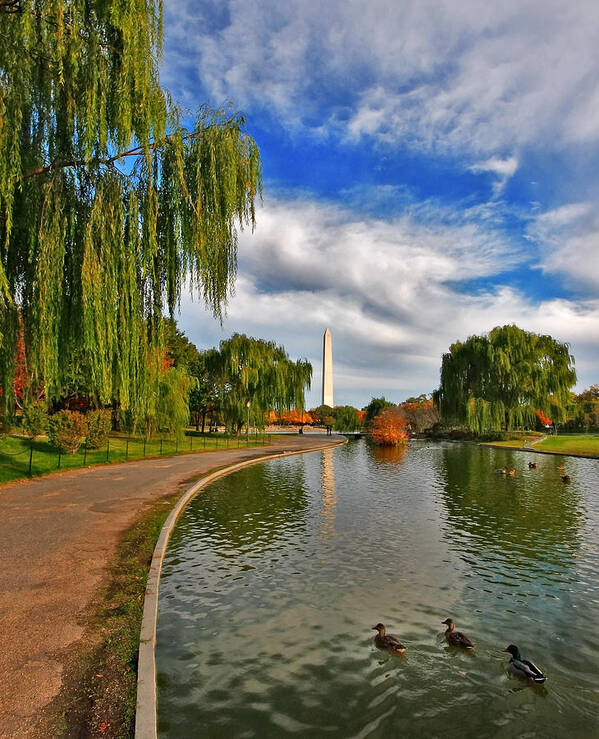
<box><xmin>0</xmin><ymin>434</ymin><xmax>341</xmax><ymax>738</ymax></box>
<box><xmin>523</xmin><ymin>433</ymin><xmax>548</xmax><ymax>448</ymax></box>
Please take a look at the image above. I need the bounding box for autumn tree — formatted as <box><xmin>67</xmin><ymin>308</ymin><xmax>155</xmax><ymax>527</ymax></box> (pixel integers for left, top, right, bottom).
<box><xmin>277</xmin><ymin>408</ymin><xmax>313</xmax><ymax>426</ymax></box>
<box><xmin>370</xmin><ymin>407</ymin><xmax>409</xmax><ymax>446</ymax></box>
<box><xmin>213</xmin><ymin>334</ymin><xmax>312</xmax><ymax>435</ymax></box>
<box><xmin>0</xmin><ymin>1</ymin><xmax>262</xmax><ymax>419</ymax></box>
<box><xmin>435</xmin><ymin>325</ymin><xmax>576</xmax><ymax>433</ymax></box>
<box><xmin>363</xmin><ymin>396</ymin><xmax>395</xmax><ymax>427</ymax></box>
<box><xmin>401</xmin><ymin>395</ymin><xmax>440</xmax><ymax>433</ymax></box>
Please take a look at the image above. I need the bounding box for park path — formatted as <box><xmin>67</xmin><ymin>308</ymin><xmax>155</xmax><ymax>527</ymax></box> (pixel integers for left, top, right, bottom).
<box><xmin>523</xmin><ymin>433</ymin><xmax>547</xmax><ymax>448</ymax></box>
<box><xmin>0</xmin><ymin>434</ymin><xmax>341</xmax><ymax>738</ymax></box>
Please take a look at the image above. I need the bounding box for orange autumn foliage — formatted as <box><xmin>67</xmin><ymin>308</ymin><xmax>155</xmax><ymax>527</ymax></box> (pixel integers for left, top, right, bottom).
<box><xmin>277</xmin><ymin>408</ymin><xmax>313</xmax><ymax>425</ymax></box>
<box><xmin>536</xmin><ymin>409</ymin><xmax>552</xmax><ymax>426</ymax></box>
<box><xmin>370</xmin><ymin>407</ymin><xmax>409</xmax><ymax>446</ymax></box>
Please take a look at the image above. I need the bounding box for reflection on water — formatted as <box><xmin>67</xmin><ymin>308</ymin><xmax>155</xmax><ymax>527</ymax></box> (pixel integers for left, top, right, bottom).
<box><xmin>157</xmin><ymin>441</ymin><xmax>599</xmax><ymax>738</ymax></box>
<box><xmin>319</xmin><ymin>447</ymin><xmax>337</xmax><ymax>540</ymax></box>
<box><xmin>369</xmin><ymin>442</ymin><xmax>408</xmax><ymax>466</ymax></box>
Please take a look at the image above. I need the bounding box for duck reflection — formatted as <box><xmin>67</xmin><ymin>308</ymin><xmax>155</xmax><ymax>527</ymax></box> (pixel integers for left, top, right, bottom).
<box><xmin>320</xmin><ymin>446</ymin><xmax>337</xmax><ymax>540</ymax></box>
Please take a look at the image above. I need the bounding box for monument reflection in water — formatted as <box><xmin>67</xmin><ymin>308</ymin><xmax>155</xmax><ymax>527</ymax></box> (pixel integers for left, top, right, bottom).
<box><xmin>156</xmin><ymin>440</ymin><xmax>599</xmax><ymax>738</ymax></box>
<box><xmin>319</xmin><ymin>446</ymin><xmax>337</xmax><ymax>541</ymax></box>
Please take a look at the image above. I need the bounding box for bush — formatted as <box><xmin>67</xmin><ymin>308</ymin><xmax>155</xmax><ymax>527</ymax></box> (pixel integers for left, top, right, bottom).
<box><xmin>48</xmin><ymin>410</ymin><xmax>88</xmax><ymax>453</ymax></box>
<box><xmin>86</xmin><ymin>409</ymin><xmax>112</xmax><ymax>449</ymax></box>
<box><xmin>370</xmin><ymin>408</ymin><xmax>409</xmax><ymax>446</ymax></box>
<box><xmin>22</xmin><ymin>402</ymin><xmax>49</xmax><ymax>439</ymax></box>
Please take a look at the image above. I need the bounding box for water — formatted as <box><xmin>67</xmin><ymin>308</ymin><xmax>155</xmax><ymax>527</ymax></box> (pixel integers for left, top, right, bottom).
<box><xmin>156</xmin><ymin>441</ymin><xmax>599</xmax><ymax>737</ymax></box>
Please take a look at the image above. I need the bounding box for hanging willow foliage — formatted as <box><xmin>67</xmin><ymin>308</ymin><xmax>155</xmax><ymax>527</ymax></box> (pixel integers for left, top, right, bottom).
<box><xmin>435</xmin><ymin>324</ymin><xmax>576</xmax><ymax>433</ymax></box>
<box><xmin>213</xmin><ymin>333</ymin><xmax>313</xmax><ymax>433</ymax></box>
<box><xmin>0</xmin><ymin>0</ymin><xmax>262</xmax><ymax>414</ymax></box>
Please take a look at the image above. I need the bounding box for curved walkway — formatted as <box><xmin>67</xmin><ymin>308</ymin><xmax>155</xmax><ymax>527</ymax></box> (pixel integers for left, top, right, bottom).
<box><xmin>0</xmin><ymin>434</ymin><xmax>341</xmax><ymax>738</ymax></box>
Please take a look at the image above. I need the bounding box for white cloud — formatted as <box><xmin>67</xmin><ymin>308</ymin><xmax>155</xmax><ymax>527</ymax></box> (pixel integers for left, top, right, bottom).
<box><xmin>163</xmin><ymin>0</ymin><xmax>599</xmax><ymax>155</ymax></box>
<box><xmin>529</xmin><ymin>202</ymin><xmax>599</xmax><ymax>291</ymax></box>
<box><xmin>469</xmin><ymin>156</ymin><xmax>519</xmax><ymax>195</ymax></box>
<box><xmin>178</xmin><ymin>197</ymin><xmax>599</xmax><ymax>407</ymax></box>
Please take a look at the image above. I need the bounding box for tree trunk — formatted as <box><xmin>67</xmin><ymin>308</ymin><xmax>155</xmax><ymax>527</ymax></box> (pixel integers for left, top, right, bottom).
<box><xmin>201</xmin><ymin>409</ymin><xmax>206</xmax><ymax>434</ymax></box>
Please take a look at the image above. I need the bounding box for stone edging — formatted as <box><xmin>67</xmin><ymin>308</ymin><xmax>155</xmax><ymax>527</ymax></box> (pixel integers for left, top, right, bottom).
<box><xmin>134</xmin><ymin>438</ymin><xmax>346</xmax><ymax>738</ymax></box>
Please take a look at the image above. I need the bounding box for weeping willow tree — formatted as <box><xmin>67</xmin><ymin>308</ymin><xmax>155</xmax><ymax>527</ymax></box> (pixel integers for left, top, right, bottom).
<box><xmin>0</xmin><ymin>0</ymin><xmax>262</xmax><ymax>418</ymax></box>
<box><xmin>214</xmin><ymin>333</ymin><xmax>312</xmax><ymax>434</ymax></box>
<box><xmin>435</xmin><ymin>325</ymin><xmax>576</xmax><ymax>433</ymax></box>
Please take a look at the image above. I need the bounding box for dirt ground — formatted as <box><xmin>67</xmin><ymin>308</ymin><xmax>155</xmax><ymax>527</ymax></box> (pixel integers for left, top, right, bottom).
<box><xmin>0</xmin><ymin>434</ymin><xmax>340</xmax><ymax>738</ymax></box>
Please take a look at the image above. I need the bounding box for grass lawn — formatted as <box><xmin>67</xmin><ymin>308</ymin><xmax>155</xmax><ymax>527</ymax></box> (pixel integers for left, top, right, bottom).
<box><xmin>535</xmin><ymin>435</ymin><xmax>599</xmax><ymax>457</ymax></box>
<box><xmin>481</xmin><ymin>432</ymin><xmax>541</xmax><ymax>449</ymax></box>
<box><xmin>484</xmin><ymin>434</ymin><xmax>599</xmax><ymax>457</ymax></box>
<box><xmin>0</xmin><ymin>431</ymin><xmax>270</xmax><ymax>484</ymax></box>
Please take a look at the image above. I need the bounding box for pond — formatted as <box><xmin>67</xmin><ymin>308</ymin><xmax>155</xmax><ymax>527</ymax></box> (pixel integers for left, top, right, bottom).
<box><xmin>156</xmin><ymin>440</ymin><xmax>599</xmax><ymax>737</ymax></box>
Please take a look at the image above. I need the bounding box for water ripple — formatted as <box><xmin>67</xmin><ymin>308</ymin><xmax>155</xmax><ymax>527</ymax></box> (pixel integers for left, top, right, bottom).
<box><xmin>157</xmin><ymin>441</ymin><xmax>599</xmax><ymax>738</ymax></box>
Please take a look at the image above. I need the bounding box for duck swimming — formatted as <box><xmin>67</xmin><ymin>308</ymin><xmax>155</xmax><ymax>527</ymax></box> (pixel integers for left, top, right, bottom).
<box><xmin>528</xmin><ymin>462</ymin><xmax>537</xmax><ymax>469</ymax></box>
<box><xmin>561</xmin><ymin>474</ymin><xmax>571</xmax><ymax>483</ymax></box>
<box><xmin>442</xmin><ymin>619</ymin><xmax>474</xmax><ymax>649</ymax></box>
<box><xmin>372</xmin><ymin>623</ymin><xmax>406</xmax><ymax>655</ymax></box>
<box><xmin>502</xmin><ymin>644</ymin><xmax>546</xmax><ymax>684</ymax></box>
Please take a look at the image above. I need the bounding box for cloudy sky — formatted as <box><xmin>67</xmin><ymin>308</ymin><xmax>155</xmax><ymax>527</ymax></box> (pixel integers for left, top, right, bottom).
<box><xmin>162</xmin><ymin>0</ymin><xmax>599</xmax><ymax>409</ymax></box>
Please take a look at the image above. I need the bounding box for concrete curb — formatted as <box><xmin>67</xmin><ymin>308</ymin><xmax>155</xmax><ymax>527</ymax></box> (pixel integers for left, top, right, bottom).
<box><xmin>134</xmin><ymin>438</ymin><xmax>345</xmax><ymax>739</ymax></box>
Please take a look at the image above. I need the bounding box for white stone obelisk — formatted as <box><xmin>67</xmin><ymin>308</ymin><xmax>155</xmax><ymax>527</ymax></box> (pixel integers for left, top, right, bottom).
<box><xmin>322</xmin><ymin>328</ymin><xmax>333</xmax><ymax>407</ymax></box>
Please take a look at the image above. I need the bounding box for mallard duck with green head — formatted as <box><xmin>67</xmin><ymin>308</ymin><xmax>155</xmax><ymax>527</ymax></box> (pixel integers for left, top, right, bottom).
<box><xmin>442</xmin><ymin>618</ymin><xmax>474</xmax><ymax>649</ymax></box>
<box><xmin>502</xmin><ymin>644</ymin><xmax>546</xmax><ymax>683</ymax></box>
<box><xmin>372</xmin><ymin>623</ymin><xmax>406</xmax><ymax>655</ymax></box>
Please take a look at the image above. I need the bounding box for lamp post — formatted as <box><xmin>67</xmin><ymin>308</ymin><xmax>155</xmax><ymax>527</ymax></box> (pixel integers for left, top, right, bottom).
<box><xmin>246</xmin><ymin>400</ymin><xmax>250</xmax><ymax>440</ymax></box>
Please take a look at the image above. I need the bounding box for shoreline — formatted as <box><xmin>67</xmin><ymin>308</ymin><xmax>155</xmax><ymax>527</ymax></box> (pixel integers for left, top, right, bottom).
<box><xmin>0</xmin><ymin>434</ymin><xmax>343</xmax><ymax>738</ymax></box>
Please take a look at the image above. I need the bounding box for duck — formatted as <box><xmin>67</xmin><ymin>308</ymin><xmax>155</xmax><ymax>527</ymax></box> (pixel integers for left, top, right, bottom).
<box><xmin>502</xmin><ymin>644</ymin><xmax>546</xmax><ymax>684</ymax></box>
<box><xmin>497</xmin><ymin>467</ymin><xmax>508</xmax><ymax>475</ymax></box>
<box><xmin>561</xmin><ymin>474</ymin><xmax>571</xmax><ymax>483</ymax></box>
<box><xmin>508</xmin><ymin>469</ymin><xmax>516</xmax><ymax>477</ymax></box>
<box><xmin>372</xmin><ymin>623</ymin><xmax>406</xmax><ymax>655</ymax></box>
<box><xmin>528</xmin><ymin>462</ymin><xmax>537</xmax><ymax>469</ymax></box>
<box><xmin>442</xmin><ymin>618</ymin><xmax>474</xmax><ymax>649</ymax></box>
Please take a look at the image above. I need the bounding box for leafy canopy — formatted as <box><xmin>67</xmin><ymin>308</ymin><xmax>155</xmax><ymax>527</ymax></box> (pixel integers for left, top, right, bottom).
<box><xmin>0</xmin><ymin>0</ymin><xmax>261</xmax><ymax>414</ymax></box>
<box><xmin>435</xmin><ymin>324</ymin><xmax>576</xmax><ymax>432</ymax></box>
<box><xmin>213</xmin><ymin>333</ymin><xmax>312</xmax><ymax>433</ymax></box>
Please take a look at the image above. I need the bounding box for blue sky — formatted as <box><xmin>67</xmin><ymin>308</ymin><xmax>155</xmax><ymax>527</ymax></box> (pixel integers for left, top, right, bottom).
<box><xmin>161</xmin><ymin>0</ymin><xmax>599</xmax><ymax>409</ymax></box>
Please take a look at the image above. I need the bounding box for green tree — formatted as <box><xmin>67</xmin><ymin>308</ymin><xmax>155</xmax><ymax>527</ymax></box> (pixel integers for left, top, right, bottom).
<box><xmin>435</xmin><ymin>324</ymin><xmax>576</xmax><ymax>433</ymax></box>
<box><xmin>0</xmin><ymin>1</ymin><xmax>261</xmax><ymax>418</ymax></box>
<box><xmin>188</xmin><ymin>348</ymin><xmax>220</xmax><ymax>432</ymax></box>
<box><xmin>333</xmin><ymin>405</ymin><xmax>360</xmax><ymax>431</ymax></box>
<box><xmin>214</xmin><ymin>334</ymin><xmax>312</xmax><ymax>435</ymax></box>
<box><xmin>164</xmin><ymin>319</ymin><xmax>201</xmax><ymax>369</ymax></box>
<box><xmin>363</xmin><ymin>396</ymin><xmax>395</xmax><ymax>427</ymax></box>
<box><xmin>308</xmin><ymin>405</ymin><xmax>335</xmax><ymax>427</ymax></box>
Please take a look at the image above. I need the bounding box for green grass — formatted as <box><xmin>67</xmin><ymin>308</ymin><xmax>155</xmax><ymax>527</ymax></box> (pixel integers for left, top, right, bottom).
<box><xmin>484</xmin><ymin>439</ymin><xmax>532</xmax><ymax>448</ymax></box>
<box><xmin>535</xmin><ymin>434</ymin><xmax>599</xmax><ymax>457</ymax></box>
<box><xmin>0</xmin><ymin>431</ymin><xmax>270</xmax><ymax>484</ymax></box>
<box><xmin>484</xmin><ymin>433</ymin><xmax>599</xmax><ymax>457</ymax></box>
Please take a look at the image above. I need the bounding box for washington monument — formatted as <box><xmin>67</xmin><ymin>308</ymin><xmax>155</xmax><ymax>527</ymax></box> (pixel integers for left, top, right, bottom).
<box><xmin>322</xmin><ymin>328</ymin><xmax>333</xmax><ymax>407</ymax></box>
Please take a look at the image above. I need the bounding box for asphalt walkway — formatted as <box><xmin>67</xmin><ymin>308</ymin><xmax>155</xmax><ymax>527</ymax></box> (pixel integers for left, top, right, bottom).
<box><xmin>0</xmin><ymin>434</ymin><xmax>341</xmax><ymax>737</ymax></box>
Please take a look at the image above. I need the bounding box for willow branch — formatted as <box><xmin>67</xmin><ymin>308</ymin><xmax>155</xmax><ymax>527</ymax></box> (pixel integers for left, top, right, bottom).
<box><xmin>20</xmin><ymin>124</ymin><xmax>229</xmax><ymax>181</ymax></box>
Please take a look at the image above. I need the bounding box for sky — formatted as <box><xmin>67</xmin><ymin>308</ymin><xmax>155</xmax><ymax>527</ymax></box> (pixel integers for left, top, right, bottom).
<box><xmin>161</xmin><ymin>0</ymin><xmax>599</xmax><ymax>409</ymax></box>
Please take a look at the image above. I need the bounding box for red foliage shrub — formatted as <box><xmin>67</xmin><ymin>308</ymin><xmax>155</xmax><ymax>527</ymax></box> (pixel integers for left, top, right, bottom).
<box><xmin>370</xmin><ymin>407</ymin><xmax>409</xmax><ymax>446</ymax></box>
